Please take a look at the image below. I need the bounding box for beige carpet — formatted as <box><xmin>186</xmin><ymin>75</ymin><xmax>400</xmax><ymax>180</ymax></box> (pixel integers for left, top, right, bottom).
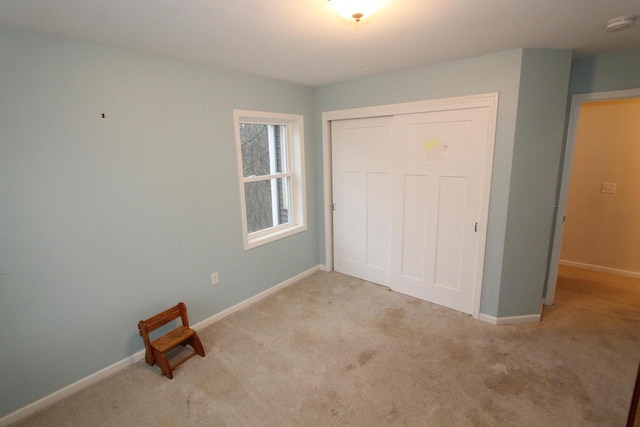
<box><xmin>13</xmin><ymin>266</ymin><xmax>640</xmax><ymax>426</ymax></box>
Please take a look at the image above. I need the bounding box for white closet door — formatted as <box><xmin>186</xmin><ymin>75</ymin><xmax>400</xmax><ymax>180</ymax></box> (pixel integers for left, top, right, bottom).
<box><xmin>332</xmin><ymin>117</ymin><xmax>393</xmax><ymax>286</ymax></box>
<box><xmin>390</xmin><ymin>107</ymin><xmax>490</xmax><ymax>314</ymax></box>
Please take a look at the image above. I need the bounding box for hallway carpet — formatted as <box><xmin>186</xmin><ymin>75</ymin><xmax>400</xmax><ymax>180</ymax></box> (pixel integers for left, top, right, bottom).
<box><xmin>13</xmin><ymin>266</ymin><xmax>640</xmax><ymax>426</ymax></box>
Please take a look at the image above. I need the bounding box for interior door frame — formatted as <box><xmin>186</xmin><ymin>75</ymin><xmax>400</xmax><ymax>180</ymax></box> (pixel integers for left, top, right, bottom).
<box><xmin>544</xmin><ymin>88</ymin><xmax>640</xmax><ymax>306</ymax></box>
<box><xmin>322</xmin><ymin>93</ymin><xmax>499</xmax><ymax>319</ymax></box>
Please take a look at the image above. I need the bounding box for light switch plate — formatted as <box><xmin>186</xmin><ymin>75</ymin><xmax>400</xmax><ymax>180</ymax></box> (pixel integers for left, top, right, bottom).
<box><xmin>601</xmin><ymin>183</ymin><xmax>616</xmax><ymax>194</ymax></box>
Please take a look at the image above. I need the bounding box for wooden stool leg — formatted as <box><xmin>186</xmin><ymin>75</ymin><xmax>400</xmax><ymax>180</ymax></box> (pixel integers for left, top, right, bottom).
<box><xmin>144</xmin><ymin>348</ymin><xmax>155</xmax><ymax>366</ymax></box>
<box><xmin>152</xmin><ymin>348</ymin><xmax>174</xmax><ymax>379</ymax></box>
<box><xmin>188</xmin><ymin>333</ymin><xmax>205</xmax><ymax>358</ymax></box>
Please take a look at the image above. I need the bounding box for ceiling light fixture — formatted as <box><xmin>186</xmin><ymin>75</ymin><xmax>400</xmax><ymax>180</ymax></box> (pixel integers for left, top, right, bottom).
<box><xmin>329</xmin><ymin>0</ymin><xmax>384</xmax><ymax>22</ymax></box>
<box><xmin>606</xmin><ymin>15</ymin><xmax>636</xmax><ymax>32</ymax></box>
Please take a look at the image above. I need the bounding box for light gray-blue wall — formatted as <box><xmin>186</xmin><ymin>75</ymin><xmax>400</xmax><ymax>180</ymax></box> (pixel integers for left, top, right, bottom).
<box><xmin>315</xmin><ymin>49</ymin><xmax>573</xmax><ymax>318</ymax></box>
<box><xmin>0</xmin><ymin>26</ymin><xmax>318</xmax><ymax>417</ymax></box>
<box><xmin>498</xmin><ymin>49</ymin><xmax>572</xmax><ymax>317</ymax></box>
<box><xmin>569</xmin><ymin>48</ymin><xmax>640</xmax><ymax>95</ymax></box>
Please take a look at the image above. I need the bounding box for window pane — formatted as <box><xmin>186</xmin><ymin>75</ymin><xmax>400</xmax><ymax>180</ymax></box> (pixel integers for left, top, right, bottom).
<box><xmin>276</xmin><ymin>127</ymin><xmax>288</xmax><ymax>174</ymax></box>
<box><xmin>240</xmin><ymin>123</ymin><xmax>287</xmax><ymax>177</ymax></box>
<box><xmin>245</xmin><ymin>178</ymin><xmax>291</xmax><ymax>233</ymax></box>
<box><xmin>277</xmin><ymin>177</ymin><xmax>292</xmax><ymax>223</ymax></box>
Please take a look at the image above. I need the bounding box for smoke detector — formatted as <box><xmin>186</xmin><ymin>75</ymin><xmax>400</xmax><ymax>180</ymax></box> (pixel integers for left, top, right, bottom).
<box><xmin>606</xmin><ymin>15</ymin><xmax>636</xmax><ymax>32</ymax></box>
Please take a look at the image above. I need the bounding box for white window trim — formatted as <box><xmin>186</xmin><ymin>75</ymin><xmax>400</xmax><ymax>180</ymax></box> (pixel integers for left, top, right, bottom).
<box><xmin>234</xmin><ymin>109</ymin><xmax>307</xmax><ymax>250</ymax></box>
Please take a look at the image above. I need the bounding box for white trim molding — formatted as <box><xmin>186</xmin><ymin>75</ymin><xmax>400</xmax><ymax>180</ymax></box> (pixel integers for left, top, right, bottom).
<box><xmin>0</xmin><ymin>265</ymin><xmax>323</xmax><ymax>427</ymax></box>
<box><xmin>479</xmin><ymin>298</ymin><xmax>543</xmax><ymax>325</ymax></box>
<box><xmin>478</xmin><ymin>312</ymin><xmax>541</xmax><ymax>325</ymax></box>
<box><xmin>192</xmin><ymin>265</ymin><xmax>322</xmax><ymax>331</ymax></box>
<box><xmin>0</xmin><ymin>350</ymin><xmax>146</xmax><ymax>427</ymax></box>
<box><xmin>560</xmin><ymin>260</ymin><xmax>640</xmax><ymax>279</ymax></box>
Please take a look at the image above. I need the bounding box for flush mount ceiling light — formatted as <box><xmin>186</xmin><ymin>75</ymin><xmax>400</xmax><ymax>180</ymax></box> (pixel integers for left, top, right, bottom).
<box><xmin>329</xmin><ymin>0</ymin><xmax>384</xmax><ymax>22</ymax></box>
<box><xmin>606</xmin><ymin>15</ymin><xmax>636</xmax><ymax>32</ymax></box>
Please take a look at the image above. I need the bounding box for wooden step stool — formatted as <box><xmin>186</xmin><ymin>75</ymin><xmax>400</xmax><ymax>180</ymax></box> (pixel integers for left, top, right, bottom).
<box><xmin>138</xmin><ymin>302</ymin><xmax>205</xmax><ymax>379</ymax></box>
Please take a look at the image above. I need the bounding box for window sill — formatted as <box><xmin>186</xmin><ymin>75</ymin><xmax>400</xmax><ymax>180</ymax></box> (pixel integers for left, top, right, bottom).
<box><xmin>244</xmin><ymin>222</ymin><xmax>308</xmax><ymax>250</ymax></box>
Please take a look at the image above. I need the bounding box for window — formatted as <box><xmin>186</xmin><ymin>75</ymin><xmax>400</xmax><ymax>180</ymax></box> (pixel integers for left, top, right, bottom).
<box><xmin>234</xmin><ymin>110</ymin><xmax>307</xmax><ymax>249</ymax></box>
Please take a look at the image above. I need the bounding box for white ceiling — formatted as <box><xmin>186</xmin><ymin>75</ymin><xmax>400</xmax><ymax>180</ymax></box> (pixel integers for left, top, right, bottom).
<box><xmin>0</xmin><ymin>0</ymin><xmax>638</xmax><ymax>86</ymax></box>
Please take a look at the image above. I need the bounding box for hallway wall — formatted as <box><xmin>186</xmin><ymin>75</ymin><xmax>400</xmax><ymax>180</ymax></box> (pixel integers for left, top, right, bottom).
<box><xmin>561</xmin><ymin>98</ymin><xmax>640</xmax><ymax>275</ymax></box>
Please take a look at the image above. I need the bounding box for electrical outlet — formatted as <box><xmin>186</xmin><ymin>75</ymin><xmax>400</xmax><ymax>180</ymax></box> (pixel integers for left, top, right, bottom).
<box><xmin>210</xmin><ymin>272</ymin><xmax>219</xmax><ymax>286</ymax></box>
<box><xmin>601</xmin><ymin>183</ymin><xmax>616</xmax><ymax>194</ymax></box>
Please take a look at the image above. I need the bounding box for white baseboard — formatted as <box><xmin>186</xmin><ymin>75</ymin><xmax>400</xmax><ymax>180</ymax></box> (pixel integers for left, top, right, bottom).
<box><xmin>559</xmin><ymin>260</ymin><xmax>640</xmax><ymax>279</ymax></box>
<box><xmin>0</xmin><ymin>265</ymin><xmax>323</xmax><ymax>427</ymax></box>
<box><xmin>0</xmin><ymin>351</ymin><xmax>145</xmax><ymax>427</ymax></box>
<box><xmin>478</xmin><ymin>312</ymin><xmax>541</xmax><ymax>325</ymax></box>
<box><xmin>192</xmin><ymin>265</ymin><xmax>322</xmax><ymax>331</ymax></box>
